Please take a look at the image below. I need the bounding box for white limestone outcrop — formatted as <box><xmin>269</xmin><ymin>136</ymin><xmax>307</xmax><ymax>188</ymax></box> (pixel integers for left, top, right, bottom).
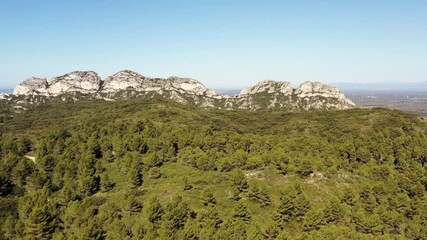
<box><xmin>48</xmin><ymin>71</ymin><xmax>101</xmax><ymax>95</ymax></box>
<box><xmin>295</xmin><ymin>81</ymin><xmax>355</xmax><ymax>108</ymax></box>
<box><xmin>239</xmin><ymin>80</ymin><xmax>293</xmax><ymax>96</ymax></box>
<box><xmin>13</xmin><ymin>77</ymin><xmax>49</xmax><ymax>95</ymax></box>
<box><xmin>102</xmin><ymin>70</ymin><xmax>217</xmax><ymax>97</ymax></box>
<box><xmin>10</xmin><ymin>70</ymin><xmax>356</xmax><ymax>110</ymax></box>
<box><xmin>102</xmin><ymin>70</ymin><xmax>148</xmax><ymax>92</ymax></box>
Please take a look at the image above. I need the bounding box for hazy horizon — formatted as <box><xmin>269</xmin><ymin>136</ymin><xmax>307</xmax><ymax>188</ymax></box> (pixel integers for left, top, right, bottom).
<box><xmin>1</xmin><ymin>0</ymin><xmax>426</xmax><ymax>89</ymax></box>
<box><xmin>3</xmin><ymin>79</ymin><xmax>427</xmax><ymax>95</ymax></box>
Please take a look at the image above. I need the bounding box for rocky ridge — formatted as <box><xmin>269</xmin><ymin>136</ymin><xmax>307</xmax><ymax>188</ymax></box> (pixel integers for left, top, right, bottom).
<box><xmin>5</xmin><ymin>70</ymin><xmax>356</xmax><ymax>112</ymax></box>
<box><xmin>48</xmin><ymin>71</ymin><xmax>101</xmax><ymax>95</ymax></box>
<box><xmin>239</xmin><ymin>80</ymin><xmax>293</xmax><ymax>95</ymax></box>
<box><xmin>13</xmin><ymin>77</ymin><xmax>49</xmax><ymax>95</ymax></box>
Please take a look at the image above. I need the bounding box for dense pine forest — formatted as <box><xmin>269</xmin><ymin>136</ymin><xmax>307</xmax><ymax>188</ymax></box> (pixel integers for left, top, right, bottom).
<box><xmin>0</xmin><ymin>98</ymin><xmax>426</xmax><ymax>239</ymax></box>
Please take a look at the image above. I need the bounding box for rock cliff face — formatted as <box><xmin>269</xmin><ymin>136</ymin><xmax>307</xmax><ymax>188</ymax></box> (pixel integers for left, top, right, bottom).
<box><xmin>48</xmin><ymin>71</ymin><xmax>101</xmax><ymax>95</ymax></box>
<box><xmin>163</xmin><ymin>76</ymin><xmax>218</xmax><ymax>97</ymax></box>
<box><xmin>294</xmin><ymin>81</ymin><xmax>355</xmax><ymax>109</ymax></box>
<box><xmin>102</xmin><ymin>70</ymin><xmax>217</xmax><ymax>97</ymax></box>
<box><xmin>10</xmin><ymin>70</ymin><xmax>356</xmax><ymax>110</ymax></box>
<box><xmin>235</xmin><ymin>80</ymin><xmax>355</xmax><ymax>110</ymax></box>
<box><xmin>13</xmin><ymin>77</ymin><xmax>49</xmax><ymax>95</ymax></box>
<box><xmin>103</xmin><ymin>70</ymin><xmax>148</xmax><ymax>93</ymax></box>
<box><xmin>239</xmin><ymin>80</ymin><xmax>293</xmax><ymax>95</ymax></box>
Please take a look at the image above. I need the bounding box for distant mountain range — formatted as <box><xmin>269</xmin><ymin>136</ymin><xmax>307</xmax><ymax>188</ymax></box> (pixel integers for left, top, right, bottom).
<box><xmin>1</xmin><ymin>70</ymin><xmax>355</xmax><ymax>111</ymax></box>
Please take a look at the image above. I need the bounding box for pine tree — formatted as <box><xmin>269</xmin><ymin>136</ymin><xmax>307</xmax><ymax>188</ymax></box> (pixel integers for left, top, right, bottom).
<box><xmin>129</xmin><ymin>166</ymin><xmax>143</xmax><ymax>188</ymax></box>
<box><xmin>58</xmin><ymin>181</ymin><xmax>79</xmax><ymax>205</ymax></box>
<box><xmin>2</xmin><ymin>216</ymin><xmax>18</xmax><ymax>239</ymax></box>
<box><xmin>230</xmin><ymin>187</ymin><xmax>241</xmax><ymax>201</ymax></box>
<box><xmin>198</xmin><ymin>207</ymin><xmax>222</xmax><ymax>239</ymax></box>
<box><xmin>232</xmin><ymin>202</ymin><xmax>251</xmax><ymax>223</ymax></box>
<box><xmin>146</xmin><ymin>197</ymin><xmax>163</xmax><ymax>225</ymax></box>
<box><xmin>230</xmin><ymin>169</ymin><xmax>248</xmax><ymax>192</ymax></box>
<box><xmin>159</xmin><ymin>195</ymin><xmax>191</xmax><ymax>239</ymax></box>
<box><xmin>294</xmin><ymin>193</ymin><xmax>310</xmax><ymax>222</ymax></box>
<box><xmin>248</xmin><ymin>182</ymin><xmax>271</xmax><ymax>206</ymax></box>
<box><xmin>40</xmin><ymin>155</ymin><xmax>56</xmax><ymax>173</ymax></box>
<box><xmin>131</xmin><ymin>220</ymin><xmax>146</xmax><ymax>240</ymax></box>
<box><xmin>125</xmin><ymin>193</ymin><xmax>143</xmax><ymax>214</ymax></box>
<box><xmin>296</xmin><ymin>159</ymin><xmax>313</xmax><ymax>177</ymax></box>
<box><xmin>202</xmin><ymin>187</ymin><xmax>217</xmax><ymax>206</ymax></box>
<box><xmin>247</xmin><ymin>223</ymin><xmax>264</xmax><ymax>240</ymax></box>
<box><xmin>183</xmin><ymin>176</ymin><xmax>193</xmax><ymax>191</ymax></box>
<box><xmin>19</xmin><ymin>188</ymin><xmax>56</xmax><ymax>239</ymax></box>
<box><xmin>17</xmin><ymin>135</ymin><xmax>32</xmax><ymax>154</ymax></box>
<box><xmin>273</xmin><ymin>192</ymin><xmax>295</xmax><ymax>227</ymax></box>
<box><xmin>0</xmin><ymin>173</ymin><xmax>12</xmax><ymax>197</ymax></box>
<box><xmin>323</xmin><ymin>197</ymin><xmax>344</xmax><ymax>224</ymax></box>
<box><xmin>24</xmin><ymin>205</ymin><xmax>55</xmax><ymax>239</ymax></box>
<box><xmin>101</xmin><ymin>172</ymin><xmax>115</xmax><ymax>192</ymax></box>
<box><xmin>263</xmin><ymin>221</ymin><xmax>280</xmax><ymax>239</ymax></box>
<box><xmin>178</xmin><ymin>218</ymin><xmax>200</xmax><ymax>240</ymax></box>
<box><xmin>78</xmin><ymin>174</ymin><xmax>100</xmax><ymax>196</ymax></box>
<box><xmin>303</xmin><ymin>208</ymin><xmax>324</xmax><ymax>232</ymax></box>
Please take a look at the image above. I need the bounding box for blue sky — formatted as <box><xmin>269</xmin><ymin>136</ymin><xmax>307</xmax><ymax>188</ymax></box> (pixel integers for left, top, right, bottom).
<box><xmin>0</xmin><ymin>0</ymin><xmax>426</xmax><ymax>89</ymax></box>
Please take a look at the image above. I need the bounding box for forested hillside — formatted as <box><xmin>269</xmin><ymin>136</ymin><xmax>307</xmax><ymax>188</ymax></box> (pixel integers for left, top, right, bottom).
<box><xmin>0</xmin><ymin>98</ymin><xmax>426</xmax><ymax>239</ymax></box>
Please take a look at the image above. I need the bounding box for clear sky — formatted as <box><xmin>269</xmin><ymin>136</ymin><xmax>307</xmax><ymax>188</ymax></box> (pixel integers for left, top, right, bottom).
<box><xmin>0</xmin><ymin>0</ymin><xmax>426</xmax><ymax>89</ymax></box>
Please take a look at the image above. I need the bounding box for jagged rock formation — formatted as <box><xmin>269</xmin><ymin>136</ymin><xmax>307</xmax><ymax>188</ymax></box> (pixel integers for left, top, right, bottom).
<box><xmin>295</xmin><ymin>81</ymin><xmax>355</xmax><ymax>109</ymax></box>
<box><xmin>102</xmin><ymin>70</ymin><xmax>218</xmax><ymax>97</ymax></box>
<box><xmin>12</xmin><ymin>71</ymin><xmax>101</xmax><ymax>96</ymax></box>
<box><xmin>235</xmin><ymin>80</ymin><xmax>355</xmax><ymax>110</ymax></box>
<box><xmin>13</xmin><ymin>77</ymin><xmax>49</xmax><ymax>95</ymax></box>
<box><xmin>48</xmin><ymin>71</ymin><xmax>101</xmax><ymax>95</ymax></box>
<box><xmin>102</xmin><ymin>70</ymin><xmax>148</xmax><ymax>93</ymax></box>
<box><xmin>239</xmin><ymin>80</ymin><xmax>292</xmax><ymax>95</ymax></box>
<box><xmin>8</xmin><ymin>70</ymin><xmax>356</xmax><ymax>111</ymax></box>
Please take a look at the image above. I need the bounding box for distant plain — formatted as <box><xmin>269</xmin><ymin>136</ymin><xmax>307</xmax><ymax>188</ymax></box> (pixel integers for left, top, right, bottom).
<box><xmin>345</xmin><ymin>90</ymin><xmax>427</xmax><ymax>116</ymax></box>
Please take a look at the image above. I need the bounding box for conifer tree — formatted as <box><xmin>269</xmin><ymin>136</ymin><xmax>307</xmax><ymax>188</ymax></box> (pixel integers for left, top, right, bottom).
<box><xmin>183</xmin><ymin>176</ymin><xmax>193</xmax><ymax>191</ymax></box>
<box><xmin>101</xmin><ymin>172</ymin><xmax>115</xmax><ymax>192</ymax></box>
<box><xmin>159</xmin><ymin>195</ymin><xmax>191</xmax><ymax>239</ymax></box>
<box><xmin>303</xmin><ymin>208</ymin><xmax>324</xmax><ymax>232</ymax></box>
<box><xmin>24</xmin><ymin>205</ymin><xmax>55</xmax><ymax>239</ymax></box>
<box><xmin>248</xmin><ymin>182</ymin><xmax>271</xmax><ymax>206</ymax></box>
<box><xmin>294</xmin><ymin>193</ymin><xmax>310</xmax><ymax>222</ymax></box>
<box><xmin>323</xmin><ymin>197</ymin><xmax>344</xmax><ymax>224</ymax></box>
<box><xmin>232</xmin><ymin>202</ymin><xmax>251</xmax><ymax>223</ymax></box>
<box><xmin>273</xmin><ymin>191</ymin><xmax>295</xmax><ymax>227</ymax></box>
<box><xmin>202</xmin><ymin>187</ymin><xmax>217</xmax><ymax>206</ymax></box>
<box><xmin>126</xmin><ymin>194</ymin><xmax>143</xmax><ymax>214</ymax></box>
<box><xmin>146</xmin><ymin>196</ymin><xmax>163</xmax><ymax>225</ymax></box>
<box><xmin>230</xmin><ymin>169</ymin><xmax>248</xmax><ymax>193</ymax></box>
<box><xmin>19</xmin><ymin>188</ymin><xmax>56</xmax><ymax>240</ymax></box>
<box><xmin>0</xmin><ymin>173</ymin><xmax>12</xmax><ymax>196</ymax></box>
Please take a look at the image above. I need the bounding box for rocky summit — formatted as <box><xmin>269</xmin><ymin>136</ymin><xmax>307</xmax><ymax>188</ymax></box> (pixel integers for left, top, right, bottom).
<box><xmin>13</xmin><ymin>77</ymin><xmax>49</xmax><ymax>95</ymax></box>
<box><xmin>235</xmin><ymin>80</ymin><xmax>355</xmax><ymax>110</ymax></box>
<box><xmin>6</xmin><ymin>70</ymin><xmax>355</xmax><ymax>111</ymax></box>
